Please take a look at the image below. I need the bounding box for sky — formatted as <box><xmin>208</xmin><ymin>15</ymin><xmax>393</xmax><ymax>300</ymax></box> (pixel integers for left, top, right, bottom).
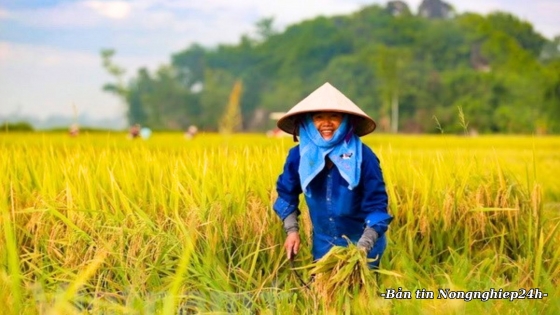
<box><xmin>1</xmin><ymin>0</ymin><xmax>559</xmax><ymax>127</ymax></box>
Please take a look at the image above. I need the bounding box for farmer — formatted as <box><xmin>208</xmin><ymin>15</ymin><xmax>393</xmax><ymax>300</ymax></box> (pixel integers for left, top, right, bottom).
<box><xmin>185</xmin><ymin>125</ymin><xmax>199</xmax><ymax>140</ymax></box>
<box><xmin>128</xmin><ymin>123</ymin><xmax>141</xmax><ymax>139</ymax></box>
<box><xmin>273</xmin><ymin>82</ymin><xmax>393</xmax><ymax>268</ymax></box>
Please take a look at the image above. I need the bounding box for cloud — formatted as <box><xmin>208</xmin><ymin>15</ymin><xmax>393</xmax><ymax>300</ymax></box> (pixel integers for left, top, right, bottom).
<box><xmin>0</xmin><ymin>42</ymin><xmax>11</xmax><ymax>62</ymax></box>
<box><xmin>1</xmin><ymin>2</ymin><xmax>106</xmax><ymax>27</ymax></box>
<box><xmin>84</xmin><ymin>1</ymin><xmax>131</xmax><ymax>20</ymax></box>
<box><xmin>404</xmin><ymin>0</ymin><xmax>559</xmax><ymax>38</ymax></box>
<box><xmin>0</xmin><ymin>8</ymin><xmax>9</xmax><ymax>18</ymax></box>
<box><xmin>0</xmin><ymin>0</ymin><xmax>371</xmax><ymax>39</ymax></box>
<box><xmin>0</xmin><ymin>41</ymin><xmax>94</xmax><ymax>66</ymax></box>
<box><xmin>161</xmin><ymin>0</ymin><xmax>371</xmax><ymax>30</ymax></box>
<box><xmin>527</xmin><ymin>0</ymin><xmax>560</xmax><ymax>37</ymax></box>
<box><xmin>0</xmin><ymin>41</ymin><xmax>162</xmax><ymax>121</ymax></box>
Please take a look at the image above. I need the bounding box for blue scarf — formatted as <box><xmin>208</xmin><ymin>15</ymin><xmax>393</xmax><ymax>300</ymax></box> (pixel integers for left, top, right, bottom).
<box><xmin>298</xmin><ymin>114</ymin><xmax>362</xmax><ymax>196</ymax></box>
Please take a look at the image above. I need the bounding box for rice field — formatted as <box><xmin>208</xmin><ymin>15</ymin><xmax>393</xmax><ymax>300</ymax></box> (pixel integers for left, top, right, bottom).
<box><xmin>1</xmin><ymin>132</ymin><xmax>559</xmax><ymax>314</ymax></box>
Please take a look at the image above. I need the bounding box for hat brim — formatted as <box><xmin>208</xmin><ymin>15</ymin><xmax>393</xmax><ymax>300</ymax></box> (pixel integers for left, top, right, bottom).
<box><xmin>277</xmin><ymin>110</ymin><xmax>376</xmax><ymax>137</ymax></box>
<box><xmin>276</xmin><ymin>82</ymin><xmax>377</xmax><ymax>137</ymax></box>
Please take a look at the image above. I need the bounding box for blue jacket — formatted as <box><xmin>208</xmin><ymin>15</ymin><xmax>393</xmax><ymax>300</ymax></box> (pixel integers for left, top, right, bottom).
<box><xmin>273</xmin><ymin>144</ymin><xmax>392</xmax><ymax>267</ymax></box>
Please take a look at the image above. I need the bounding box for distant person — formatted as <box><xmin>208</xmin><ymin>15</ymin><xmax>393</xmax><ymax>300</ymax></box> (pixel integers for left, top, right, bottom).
<box><xmin>273</xmin><ymin>82</ymin><xmax>393</xmax><ymax>268</ymax></box>
<box><xmin>128</xmin><ymin>124</ymin><xmax>141</xmax><ymax>139</ymax></box>
<box><xmin>140</xmin><ymin>127</ymin><xmax>152</xmax><ymax>139</ymax></box>
<box><xmin>185</xmin><ymin>125</ymin><xmax>199</xmax><ymax>139</ymax></box>
<box><xmin>69</xmin><ymin>123</ymin><xmax>79</xmax><ymax>137</ymax></box>
<box><xmin>266</xmin><ymin>127</ymin><xmax>285</xmax><ymax>138</ymax></box>
<box><xmin>273</xmin><ymin>127</ymin><xmax>287</xmax><ymax>138</ymax></box>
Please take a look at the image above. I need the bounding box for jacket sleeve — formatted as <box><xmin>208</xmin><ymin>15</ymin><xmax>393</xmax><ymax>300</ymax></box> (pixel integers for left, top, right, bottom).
<box><xmin>273</xmin><ymin>146</ymin><xmax>303</xmax><ymax>220</ymax></box>
<box><xmin>360</xmin><ymin>145</ymin><xmax>393</xmax><ymax>236</ymax></box>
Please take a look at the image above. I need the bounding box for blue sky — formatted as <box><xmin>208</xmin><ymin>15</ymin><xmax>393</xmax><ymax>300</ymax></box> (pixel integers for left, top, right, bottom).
<box><xmin>1</xmin><ymin>0</ymin><xmax>559</xmax><ymax>126</ymax></box>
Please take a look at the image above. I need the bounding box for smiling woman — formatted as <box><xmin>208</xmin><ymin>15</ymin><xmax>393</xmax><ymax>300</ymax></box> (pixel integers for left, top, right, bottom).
<box><xmin>311</xmin><ymin>111</ymin><xmax>343</xmax><ymax>140</ymax></box>
<box><xmin>273</xmin><ymin>82</ymin><xmax>392</xmax><ymax>270</ymax></box>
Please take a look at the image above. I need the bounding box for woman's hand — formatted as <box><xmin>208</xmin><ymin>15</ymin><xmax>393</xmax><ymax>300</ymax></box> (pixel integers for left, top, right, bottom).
<box><xmin>284</xmin><ymin>232</ymin><xmax>301</xmax><ymax>260</ymax></box>
<box><xmin>357</xmin><ymin>227</ymin><xmax>378</xmax><ymax>252</ymax></box>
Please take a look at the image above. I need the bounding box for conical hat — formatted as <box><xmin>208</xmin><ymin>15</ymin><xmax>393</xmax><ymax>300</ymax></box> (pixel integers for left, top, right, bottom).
<box><xmin>277</xmin><ymin>82</ymin><xmax>376</xmax><ymax>137</ymax></box>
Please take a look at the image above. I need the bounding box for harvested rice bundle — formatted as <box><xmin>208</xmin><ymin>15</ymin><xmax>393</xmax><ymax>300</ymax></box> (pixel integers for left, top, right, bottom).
<box><xmin>306</xmin><ymin>243</ymin><xmax>377</xmax><ymax>306</ymax></box>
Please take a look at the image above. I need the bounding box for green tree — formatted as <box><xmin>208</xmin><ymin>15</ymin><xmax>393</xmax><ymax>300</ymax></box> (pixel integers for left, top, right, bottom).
<box><xmin>486</xmin><ymin>12</ymin><xmax>547</xmax><ymax>57</ymax></box>
<box><xmin>171</xmin><ymin>44</ymin><xmax>207</xmax><ymax>89</ymax></box>
<box><xmin>254</xmin><ymin>17</ymin><xmax>278</xmax><ymax>42</ymax></box>
<box><xmin>374</xmin><ymin>46</ymin><xmax>411</xmax><ymax>133</ymax></box>
<box><xmin>136</xmin><ymin>66</ymin><xmax>195</xmax><ymax>130</ymax></box>
<box><xmin>542</xmin><ymin>60</ymin><xmax>560</xmax><ymax>132</ymax></box>
<box><xmin>106</xmin><ymin>2</ymin><xmax>559</xmax><ymax>134</ymax></box>
<box><xmin>199</xmin><ymin>69</ymin><xmax>236</xmax><ymax>130</ymax></box>
<box><xmin>100</xmin><ymin>49</ymin><xmax>142</xmax><ymax>125</ymax></box>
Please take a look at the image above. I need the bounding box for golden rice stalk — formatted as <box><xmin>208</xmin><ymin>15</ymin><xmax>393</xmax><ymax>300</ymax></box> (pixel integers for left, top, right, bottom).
<box><xmin>306</xmin><ymin>241</ymin><xmax>377</xmax><ymax>307</ymax></box>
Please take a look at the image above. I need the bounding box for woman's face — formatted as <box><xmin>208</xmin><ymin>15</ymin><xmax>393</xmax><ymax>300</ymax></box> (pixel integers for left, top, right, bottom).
<box><xmin>311</xmin><ymin>111</ymin><xmax>344</xmax><ymax>140</ymax></box>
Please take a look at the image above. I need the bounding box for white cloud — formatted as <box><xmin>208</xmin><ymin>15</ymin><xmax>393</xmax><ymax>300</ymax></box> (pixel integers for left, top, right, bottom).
<box><xmin>0</xmin><ymin>0</ymin><xmax>371</xmax><ymax>38</ymax></box>
<box><xmin>0</xmin><ymin>41</ymin><xmax>90</xmax><ymax>66</ymax></box>
<box><xmin>161</xmin><ymin>0</ymin><xmax>371</xmax><ymax>30</ymax></box>
<box><xmin>528</xmin><ymin>0</ymin><xmax>560</xmax><ymax>38</ymax></box>
<box><xmin>0</xmin><ymin>41</ymin><xmax>163</xmax><ymax>121</ymax></box>
<box><xmin>0</xmin><ymin>42</ymin><xmax>12</xmax><ymax>62</ymax></box>
<box><xmin>3</xmin><ymin>2</ymin><xmax>106</xmax><ymax>27</ymax></box>
<box><xmin>0</xmin><ymin>8</ymin><xmax>9</xmax><ymax>18</ymax></box>
<box><xmin>450</xmin><ymin>0</ymin><xmax>504</xmax><ymax>13</ymax></box>
<box><xmin>450</xmin><ymin>0</ymin><xmax>559</xmax><ymax>38</ymax></box>
<box><xmin>253</xmin><ymin>0</ymin><xmax>366</xmax><ymax>21</ymax></box>
<box><xmin>85</xmin><ymin>1</ymin><xmax>132</xmax><ymax>20</ymax></box>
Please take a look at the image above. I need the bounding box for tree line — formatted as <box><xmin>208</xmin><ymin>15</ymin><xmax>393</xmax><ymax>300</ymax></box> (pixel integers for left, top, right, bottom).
<box><xmin>101</xmin><ymin>2</ymin><xmax>560</xmax><ymax>134</ymax></box>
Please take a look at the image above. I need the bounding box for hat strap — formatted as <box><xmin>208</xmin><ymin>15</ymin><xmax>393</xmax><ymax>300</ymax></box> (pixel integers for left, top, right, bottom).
<box><xmin>292</xmin><ymin>117</ymin><xmax>301</xmax><ymax>142</ymax></box>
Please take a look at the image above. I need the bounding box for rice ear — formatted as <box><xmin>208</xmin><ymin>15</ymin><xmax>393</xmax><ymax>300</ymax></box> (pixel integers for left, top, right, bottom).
<box><xmin>303</xmin><ymin>245</ymin><xmax>375</xmax><ymax>307</ymax></box>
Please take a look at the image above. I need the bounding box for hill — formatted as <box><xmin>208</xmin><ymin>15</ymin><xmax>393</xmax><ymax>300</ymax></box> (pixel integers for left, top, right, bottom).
<box><xmin>102</xmin><ymin>0</ymin><xmax>560</xmax><ymax>134</ymax></box>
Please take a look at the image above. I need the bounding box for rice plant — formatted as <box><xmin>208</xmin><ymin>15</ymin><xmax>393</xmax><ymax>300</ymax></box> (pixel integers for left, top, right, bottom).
<box><xmin>0</xmin><ymin>132</ymin><xmax>559</xmax><ymax>314</ymax></box>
